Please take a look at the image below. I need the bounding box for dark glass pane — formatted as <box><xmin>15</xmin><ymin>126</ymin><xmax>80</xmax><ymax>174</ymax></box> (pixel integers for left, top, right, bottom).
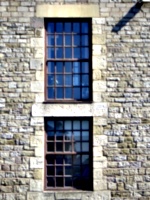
<box><xmin>73</xmin><ymin>166</ymin><xmax>81</xmax><ymax>177</ymax></box>
<box><xmin>82</xmin><ymin>155</ymin><xmax>89</xmax><ymax>165</ymax></box>
<box><xmin>82</xmin><ymin>131</ymin><xmax>89</xmax><ymax>141</ymax></box>
<box><xmin>82</xmin><ymin>88</ymin><xmax>89</xmax><ymax>99</ymax></box>
<box><xmin>46</xmin><ymin>155</ymin><xmax>55</xmax><ymax>164</ymax></box>
<box><xmin>82</xmin><ymin>62</ymin><xmax>89</xmax><ymax>73</ymax></box>
<box><xmin>65</xmin><ymin>177</ymin><xmax>72</xmax><ymax>187</ymax></box>
<box><xmin>56</xmin><ymin>166</ymin><xmax>63</xmax><ymax>175</ymax></box>
<box><xmin>73</xmin><ymin>35</ymin><xmax>80</xmax><ymax>46</ymax></box>
<box><xmin>65</xmin><ymin>142</ymin><xmax>72</xmax><ymax>151</ymax></box>
<box><xmin>65</xmin><ymin>88</ymin><xmax>72</xmax><ymax>99</ymax></box>
<box><xmin>47</xmin><ymin>23</ymin><xmax>54</xmax><ymax>33</ymax></box>
<box><xmin>64</xmin><ymin>155</ymin><xmax>72</xmax><ymax>165</ymax></box>
<box><xmin>56</xmin><ymin>35</ymin><xmax>63</xmax><ymax>46</ymax></box>
<box><xmin>64</xmin><ymin>23</ymin><xmax>71</xmax><ymax>33</ymax></box>
<box><xmin>65</xmin><ymin>48</ymin><xmax>72</xmax><ymax>58</ymax></box>
<box><xmin>81</xmin><ymin>23</ymin><xmax>88</xmax><ymax>33</ymax></box>
<box><xmin>47</xmin><ymin>88</ymin><xmax>54</xmax><ymax>99</ymax></box>
<box><xmin>47</xmin><ymin>142</ymin><xmax>54</xmax><ymax>152</ymax></box>
<box><xmin>48</xmin><ymin>35</ymin><xmax>55</xmax><ymax>45</ymax></box>
<box><xmin>48</xmin><ymin>48</ymin><xmax>55</xmax><ymax>58</ymax></box>
<box><xmin>56</xmin><ymin>48</ymin><xmax>63</xmax><ymax>58</ymax></box>
<box><xmin>74</xmin><ymin>87</ymin><xmax>80</xmax><ymax>99</ymax></box>
<box><xmin>56</xmin><ymin>62</ymin><xmax>63</xmax><ymax>73</ymax></box>
<box><xmin>56</xmin><ymin>23</ymin><xmax>63</xmax><ymax>33</ymax></box>
<box><xmin>56</xmin><ymin>121</ymin><xmax>63</xmax><ymax>130</ymax></box>
<box><xmin>65</xmin><ymin>167</ymin><xmax>72</xmax><ymax>175</ymax></box>
<box><xmin>47</xmin><ymin>166</ymin><xmax>54</xmax><ymax>175</ymax></box>
<box><xmin>73</xmin><ymin>75</ymin><xmax>80</xmax><ymax>86</ymax></box>
<box><xmin>73</xmin><ymin>121</ymin><xmax>80</xmax><ymax>129</ymax></box>
<box><xmin>81</xmin><ymin>35</ymin><xmax>88</xmax><ymax>46</ymax></box>
<box><xmin>47</xmin><ymin>131</ymin><xmax>55</xmax><ymax>140</ymax></box>
<box><xmin>56</xmin><ymin>87</ymin><xmax>63</xmax><ymax>99</ymax></box>
<box><xmin>74</xmin><ymin>47</ymin><xmax>80</xmax><ymax>59</ymax></box>
<box><xmin>47</xmin><ymin>121</ymin><xmax>54</xmax><ymax>130</ymax></box>
<box><xmin>82</xmin><ymin>75</ymin><xmax>89</xmax><ymax>86</ymax></box>
<box><xmin>47</xmin><ymin>177</ymin><xmax>55</xmax><ymax>187</ymax></box>
<box><xmin>75</xmin><ymin>142</ymin><xmax>81</xmax><ymax>152</ymax></box>
<box><xmin>82</xmin><ymin>142</ymin><xmax>89</xmax><ymax>152</ymax></box>
<box><xmin>82</xmin><ymin>120</ymin><xmax>89</xmax><ymax>129</ymax></box>
<box><xmin>65</xmin><ymin>75</ymin><xmax>72</xmax><ymax>86</ymax></box>
<box><xmin>48</xmin><ymin>62</ymin><xmax>55</xmax><ymax>73</ymax></box>
<box><xmin>73</xmin><ymin>23</ymin><xmax>80</xmax><ymax>33</ymax></box>
<box><xmin>56</xmin><ymin>132</ymin><xmax>63</xmax><ymax>141</ymax></box>
<box><xmin>73</xmin><ymin>62</ymin><xmax>80</xmax><ymax>73</ymax></box>
<box><xmin>56</xmin><ymin>75</ymin><xmax>63</xmax><ymax>86</ymax></box>
<box><xmin>73</xmin><ymin>155</ymin><xmax>81</xmax><ymax>165</ymax></box>
<box><xmin>56</xmin><ymin>142</ymin><xmax>63</xmax><ymax>151</ymax></box>
<box><xmin>65</xmin><ymin>35</ymin><xmax>72</xmax><ymax>45</ymax></box>
<box><xmin>81</xmin><ymin>48</ymin><xmax>89</xmax><ymax>59</ymax></box>
<box><xmin>56</xmin><ymin>155</ymin><xmax>63</xmax><ymax>164</ymax></box>
<box><xmin>74</xmin><ymin>131</ymin><xmax>80</xmax><ymax>141</ymax></box>
<box><xmin>65</xmin><ymin>62</ymin><xmax>72</xmax><ymax>73</ymax></box>
<box><xmin>56</xmin><ymin>177</ymin><xmax>63</xmax><ymax>187</ymax></box>
<box><xmin>47</xmin><ymin>75</ymin><xmax>54</xmax><ymax>86</ymax></box>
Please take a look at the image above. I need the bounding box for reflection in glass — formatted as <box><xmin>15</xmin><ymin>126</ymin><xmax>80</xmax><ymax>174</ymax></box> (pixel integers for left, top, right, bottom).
<box><xmin>82</xmin><ymin>121</ymin><xmax>89</xmax><ymax>129</ymax></box>
<box><xmin>65</xmin><ymin>62</ymin><xmax>72</xmax><ymax>72</ymax></box>
<box><xmin>47</xmin><ymin>131</ymin><xmax>55</xmax><ymax>140</ymax></box>
<box><xmin>73</xmin><ymin>121</ymin><xmax>80</xmax><ymax>129</ymax></box>
<box><xmin>64</xmin><ymin>23</ymin><xmax>71</xmax><ymax>32</ymax></box>
<box><xmin>48</xmin><ymin>48</ymin><xmax>55</xmax><ymax>58</ymax></box>
<box><xmin>82</xmin><ymin>88</ymin><xmax>89</xmax><ymax>99</ymax></box>
<box><xmin>74</xmin><ymin>48</ymin><xmax>80</xmax><ymax>59</ymax></box>
<box><xmin>48</xmin><ymin>62</ymin><xmax>55</xmax><ymax>73</ymax></box>
<box><xmin>81</xmin><ymin>35</ymin><xmax>88</xmax><ymax>46</ymax></box>
<box><xmin>47</xmin><ymin>23</ymin><xmax>54</xmax><ymax>33</ymax></box>
<box><xmin>47</xmin><ymin>121</ymin><xmax>54</xmax><ymax>130</ymax></box>
<box><xmin>82</xmin><ymin>131</ymin><xmax>89</xmax><ymax>141</ymax></box>
<box><xmin>56</xmin><ymin>88</ymin><xmax>63</xmax><ymax>99</ymax></box>
<box><xmin>65</xmin><ymin>35</ymin><xmax>72</xmax><ymax>45</ymax></box>
<box><xmin>81</xmin><ymin>48</ymin><xmax>89</xmax><ymax>59</ymax></box>
<box><xmin>56</xmin><ymin>62</ymin><xmax>63</xmax><ymax>73</ymax></box>
<box><xmin>75</xmin><ymin>142</ymin><xmax>81</xmax><ymax>152</ymax></box>
<box><xmin>82</xmin><ymin>155</ymin><xmax>89</xmax><ymax>164</ymax></box>
<box><xmin>48</xmin><ymin>35</ymin><xmax>55</xmax><ymax>45</ymax></box>
<box><xmin>65</xmin><ymin>142</ymin><xmax>72</xmax><ymax>151</ymax></box>
<box><xmin>73</xmin><ymin>23</ymin><xmax>80</xmax><ymax>33</ymax></box>
<box><xmin>74</xmin><ymin>87</ymin><xmax>80</xmax><ymax>99</ymax></box>
<box><xmin>56</xmin><ymin>23</ymin><xmax>63</xmax><ymax>32</ymax></box>
<box><xmin>56</xmin><ymin>75</ymin><xmax>63</xmax><ymax>86</ymax></box>
<box><xmin>65</xmin><ymin>88</ymin><xmax>72</xmax><ymax>98</ymax></box>
<box><xmin>82</xmin><ymin>62</ymin><xmax>89</xmax><ymax>73</ymax></box>
<box><xmin>81</xmin><ymin>23</ymin><xmax>88</xmax><ymax>33</ymax></box>
<box><xmin>65</xmin><ymin>48</ymin><xmax>72</xmax><ymax>58</ymax></box>
<box><xmin>65</xmin><ymin>75</ymin><xmax>72</xmax><ymax>86</ymax></box>
<box><xmin>48</xmin><ymin>75</ymin><xmax>54</xmax><ymax>86</ymax></box>
<box><xmin>47</xmin><ymin>88</ymin><xmax>54</xmax><ymax>99</ymax></box>
<box><xmin>56</xmin><ymin>121</ymin><xmax>63</xmax><ymax>130</ymax></box>
<box><xmin>56</xmin><ymin>35</ymin><xmax>63</xmax><ymax>46</ymax></box>
<box><xmin>64</xmin><ymin>121</ymin><xmax>71</xmax><ymax>130</ymax></box>
<box><xmin>73</xmin><ymin>75</ymin><xmax>80</xmax><ymax>86</ymax></box>
<box><xmin>82</xmin><ymin>142</ymin><xmax>89</xmax><ymax>152</ymax></box>
<box><xmin>56</xmin><ymin>48</ymin><xmax>63</xmax><ymax>58</ymax></box>
<box><xmin>74</xmin><ymin>131</ymin><xmax>80</xmax><ymax>141</ymax></box>
<box><xmin>73</xmin><ymin>35</ymin><xmax>80</xmax><ymax>46</ymax></box>
<box><xmin>73</xmin><ymin>62</ymin><xmax>80</xmax><ymax>73</ymax></box>
<box><xmin>82</xmin><ymin>75</ymin><xmax>89</xmax><ymax>86</ymax></box>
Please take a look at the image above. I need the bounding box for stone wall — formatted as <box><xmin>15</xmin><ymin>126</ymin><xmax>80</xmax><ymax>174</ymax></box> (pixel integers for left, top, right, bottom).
<box><xmin>0</xmin><ymin>0</ymin><xmax>150</xmax><ymax>200</ymax></box>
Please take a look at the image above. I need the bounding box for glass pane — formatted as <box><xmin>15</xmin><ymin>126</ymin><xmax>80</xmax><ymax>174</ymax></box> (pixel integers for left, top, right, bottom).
<box><xmin>74</xmin><ymin>87</ymin><xmax>80</xmax><ymax>99</ymax></box>
<box><xmin>82</xmin><ymin>62</ymin><xmax>89</xmax><ymax>73</ymax></box>
<box><xmin>47</xmin><ymin>177</ymin><xmax>55</xmax><ymax>187</ymax></box>
<box><xmin>47</xmin><ymin>166</ymin><xmax>54</xmax><ymax>175</ymax></box>
<box><xmin>56</xmin><ymin>142</ymin><xmax>63</xmax><ymax>151</ymax></box>
<box><xmin>56</xmin><ymin>177</ymin><xmax>63</xmax><ymax>187</ymax></box>
<box><xmin>73</xmin><ymin>35</ymin><xmax>80</xmax><ymax>46</ymax></box>
<box><xmin>82</xmin><ymin>88</ymin><xmax>89</xmax><ymax>99</ymax></box>
<box><xmin>74</xmin><ymin>131</ymin><xmax>80</xmax><ymax>141</ymax></box>
<box><xmin>73</xmin><ymin>75</ymin><xmax>80</xmax><ymax>86</ymax></box>
<box><xmin>75</xmin><ymin>142</ymin><xmax>81</xmax><ymax>152</ymax></box>
<box><xmin>56</xmin><ymin>132</ymin><xmax>63</xmax><ymax>141</ymax></box>
<box><xmin>65</xmin><ymin>62</ymin><xmax>72</xmax><ymax>73</ymax></box>
<box><xmin>47</xmin><ymin>88</ymin><xmax>54</xmax><ymax>99</ymax></box>
<box><xmin>65</xmin><ymin>88</ymin><xmax>72</xmax><ymax>98</ymax></box>
<box><xmin>73</xmin><ymin>155</ymin><xmax>81</xmax><ymax>165</ymax></box>
<box><xmin>47</xmin><ymin>23</ymin><xmax>54</xmax><ymax>33</ymax></box>
<box><xmin>47</xmin><ymin>142</ymin><xmax>54</xmax><ymax>152</ymax></box>
<box><xmin>56</xmin><ymin>48</ymin><xmax>63</xmax><ymax>58</ymax></box>
<box><xmin>56</xmin><ymin>75</ymin><xmax>63</xmax><ymax>86</ymax></box>
<box><xmin>64</xmin><ymin>23</ymin><xmax>71</xmax><ymax>33</ymax></box>
<box><xmin>56</xmin><ymin>88</ymin><xmax>63</xmax><ymax>99</ymax></box>
<box><xmin>82</xmin><ymin>131</ymin><xmax>89</xmax><ymax>141</ymax></box>
<box><xmin>82</xmin><ymin>75</ymin><xmax>89</xmax><ymax>86</ymax></box>
<box><xmin>82</xmin><ymin>121</ymin><xmax>89</xmax><ymax>129</ymax></box>
<box><xmin>82</xmin><ymin>155</ymin><xmax>89</xmax><ymax>164</ymax></box>
<box><xmin>56</xmin><ymin>121</ymin><xmax>63</xmax><ymax>130</ymax></box>
<box><xmin>73</xmin><ymin>62</ymin><xmax>80</xmax><ymax>73</ymax></box>
<box><xmin>64</xmin><ymin>155</ymin><xmax>72</xmax><ymax>165</ymax></box>
<box><xmin>56</xmin><ymin>23</ymin><xmax>63</xmax><ymax>33</ymax></box>
<box><xmin>48</xmin><ymin>48</ymin><xmax>55</xmax><ymax>58</ymax></box>
<box><xmin>47</xmin><ymin>121</ymin><xmax>54</xmax><ymax>130</ymax></box>
<box><xmin>65</xmin><ymin>167</ymin><xmax>72</xmax><ymax>175</ymax></box>
<box><xmin>56</xmin><ymin>35</ymin><xmax>63</xmax><ymax>46</ymax></box>
<box><xmin>73</xmin><ymin>23</ymin><xmax>80</xmax><ymax>33</ymax></box>
<box><xmin>73</xmin><ymin>166</ymin><xmax>81</xmax><ymax>176</ymax></box>
<box><xmin>56</xmin><ymin>166</ymin><xmax>63</xmax><ymax>175</ymax></box>
<box><xmin>46</xmin><ymin>155</ymin><xmax>55</xmax><ymax>164</ymax></box>
<box><xmin>65</xmin><ymin>142</ymin><xmax>72</xmax><ymax>151</ymax></box>
<box><xmin>48</xmin><ymin>62</ymin><xmax>55</xmax><ymax>73</ymax></box>
<box><xmin>81</xmin><ymin>23</ymin><xmax>88</xmax><ymax>33</ymax></box>
<box><xmin>48</xmin><ymin>35</ymin><xmax>55</xmax><ymax>45</ymax></box>
<box><xmin>65</xmin><ymin>35</ymin><xmax>72</xmax><ymax>45</ymax></box>
<box><xmin>65</xmin><ymin>75</ymin><xmax>72</xmax><ymax>86</ymax></box>
<box><xmin>81</xmin><ymin>35</ymin><xmax>88</xmax><ymax>46</ymax></box>
<box><xmin>64</xmin><ymin>121</ymin><xmax>71</xmax><ymax>130</ymax></box>
<box><xmin>56</xmin><ymin>62</ymin><xmax>63</xmax><ymax>73</ymax></box>
<box><xmin>82</xmin><ymin>142</ymin><xmax>89</xmax><ymax>152</ymax></box>
<box><xmin>65</xmin><ymin>177</ymin><xmax>72</xmax><ymax>187</ymax></box>
<box><xmin>47</xmin><ymin>75</ymin><xmax>54</xmax><ymax>86</ymax></box>
<box><xmin>56</xmin><ymin>155</ymin><xmax>63</xmax><ymax>164</ymax></box>
<box><xmin>47</xmin><ymin>131</ymin><xmax>55</xmax><ymax>140</ymax></box>
<box><xmin>81</xmin><ymin>48</ymin><xmax>89</xmax><ymax>59</ymax></box>
<box><xmin>74</xmin><ymin>47</ymin><xmax>80</xmax><ymax>59</ymax></box>
<box><xmin>65</xmin><ymin>48</ymin><xmax>72</xmax><ymax>58</ymax></box>
<box><xmin>73</xmin><ymin>121</ymin><xmax>80</xmax><ymax>129</ymax></box>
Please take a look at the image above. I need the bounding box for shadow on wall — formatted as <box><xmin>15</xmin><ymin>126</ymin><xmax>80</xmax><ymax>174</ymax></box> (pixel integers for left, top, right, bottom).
<box><xmin>112</xmin><ymin>2</ymin><xmax>143</xmax><ymax>33</ymax></box>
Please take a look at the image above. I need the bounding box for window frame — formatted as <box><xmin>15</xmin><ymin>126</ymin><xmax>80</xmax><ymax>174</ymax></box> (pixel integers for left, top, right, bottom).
<box><xmin>44</xmin><ymin>117</ymin><xmax>93</xmax><ymax>191</ymax></box>
<box><xmin>44</xmin><ymin>18</ymin><xmax>92</xmax><ymax>103</ymax></box>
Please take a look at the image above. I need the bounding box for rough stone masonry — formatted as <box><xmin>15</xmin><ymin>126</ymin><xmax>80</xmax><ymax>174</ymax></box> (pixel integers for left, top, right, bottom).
<box><xmin>0</xmin><ymin>0</ymin><xmax>150</xmax><ymax>200</ymax></box>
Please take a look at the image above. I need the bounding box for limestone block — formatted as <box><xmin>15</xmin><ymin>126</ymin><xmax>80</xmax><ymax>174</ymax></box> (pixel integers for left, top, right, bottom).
<box><xmin>31</xmin><ymin>38</ymin><xmax>43</xmax><ymax>47</ymax></box>
<box><xmin>30</xmin><ymin>117</ymin><xmax>44</xmax><ymax>126</ymax></box>
<box><xmin>35</xmin><ymin>94</ymin><xmax>44</xmax><ymax>103</ymax></box>
<box><xmin>81</xmin><ymin>191</ymin><xmax>110</xmax><ymax>200</ymax></box>
<box><xmin>93</xmin><ymin>135</ymin><xmax>107</xmax><ymax>146</ymax></box>
<box><xmin>93</xmin><ymin>80</ymin><xmax>106</xmax><ymax>92</ymax></box>
<box><xmin>93</xmin><ymin>34</ymin><xmax>106</xmax><ymax>45</ymax></box>
<box><xmin>93</xmin><ymin>180</ymin><xmax>107</xmax><ymax>191</ymax></box>
<box><xmin>27</xmin><ymin>192</ymin><xmax>44</xmax><ymax>200</ymax></box>
<box><xmin>30</xmin><ymin>136</ymin><xmax>43</xmax><ymax>147</ymax></box>
<box><xmin>55</xmin><ymin>192</ymin><xmax>82</xmax><ymax>199</ymax></box>
<box><xmin>36</xmin><ymin>71</ymin><xmax>44</xmax><ymax>81</ymax></box>
<box><xmin>93</xmin><ymin>69</ymin><xmax>101</xmax><ymax>80</ymax></box>
<box><xmin>31</xmin><ymin>81</ymin><xmax>44</xmax><ymax>92</ymax></box>
<box><xmin>92</xmin><ymin>18</ymin><xmax>106</xmax><ymax>25</ymax></box>
<box><xmin>35</xmin><ymin>148</ymin><xmax>43</xmax><ymax>157</ymax></box>
<box><xmin>30</xmin><ymin>157</ymin><xmax>43</xmax><ymax>169</ymax></box>
<box><xmin>93</xmin><ymin>169</ymin><xmax>103</xmax><ymax>179</ymax></box>
<box><xmin>92</xmin><ymin>25</ymin><xmax>102</xmax><ymax>34</ymax></box>
<box><xmin>92</xmin><ymin>103</ymin><xmax>108</xmax><ymax>117</ymax></box>
<box><xmin>93</xmin><ymin>45</ymin><xmax>102</xmax><ymax>56</ymax></box>
<box><xmin>93</xmin><ymin>157</ymin><xmax>107</xmax><ymax>168</ymax></box>
<box><xmin>94</xmin><ymin>117</ymin><xmax>107</xmax><ymax>125</ymax></box>
<box><xmin>93</xmin><ymin>92</ymin><xmax>102</xmax><ymax>102</ymax></box>
<box><xmin>34</xmin><ymin>47</ymin><xmax>44</xmax><ymax>58</ymax></box>
<box><xmin>30</xmin><ymin>179</ymin><xmax>43</xmax><ymax>191</ymax></box>
<box><xmin>30</xmin><ymin>59</ymin><xmax>43</xmax><ymax>70</ymax></box>
<box><xmin>93</xmin><ymin>56</ymin><xmax>107</xmax><ymax>69</ymax></box>
<box><xmin>93</xmin><ymin>146</ymin><xmax>103</xmax><ymax>157</ymax></box>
